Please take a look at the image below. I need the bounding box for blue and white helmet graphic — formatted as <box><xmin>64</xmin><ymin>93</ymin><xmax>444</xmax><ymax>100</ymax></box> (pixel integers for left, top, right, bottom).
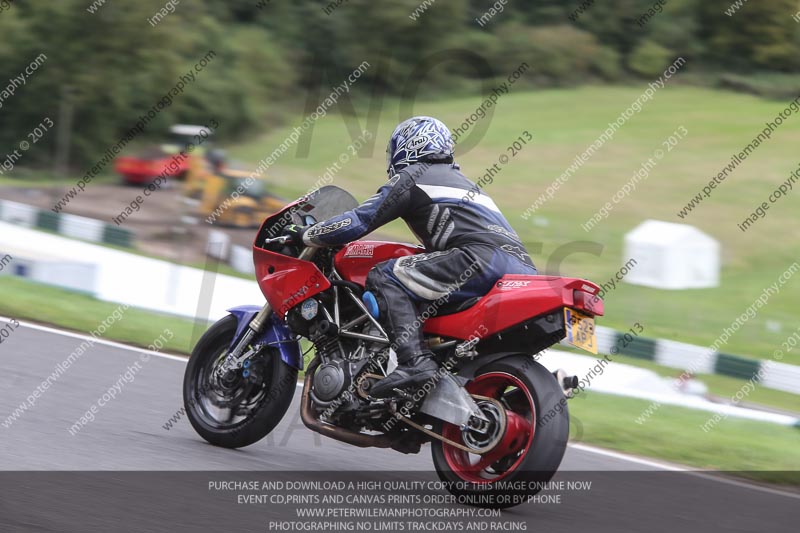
<box><xmin>386</xmin><ymin>116</ymin><xmax>454</xmax><ymax>175</ymax></box>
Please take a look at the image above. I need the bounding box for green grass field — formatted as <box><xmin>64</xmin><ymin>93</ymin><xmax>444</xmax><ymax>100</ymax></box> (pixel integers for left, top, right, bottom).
<box><xmin>224</xmin><ymin>85</ymin><xmax>800</xmax><ymax>367</ymax></box>
<box><xmin>569</xmin><ymin>391</ymin><xmax>800</xmax><ymax>485</ymax></box>
<box><xmin>0</xmin><ymin>277</ymin><xmax>201</xmax><ymax>354</ymax></box>
<box><xmin>607</xmin><ymin>352</ymin><xmax>800</xmax><ymax>414</ymax></box>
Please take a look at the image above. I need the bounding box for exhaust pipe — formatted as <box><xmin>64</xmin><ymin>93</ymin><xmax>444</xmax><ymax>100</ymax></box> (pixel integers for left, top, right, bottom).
<box><xmin>300</xmin><ymin>361</ymin><xmax>393</xmax><ymax>449</ymax></box>
<box><xmin>553</xmin><ymin>368</ymin><xmax>579</xmax><ymax>397</ymax></box>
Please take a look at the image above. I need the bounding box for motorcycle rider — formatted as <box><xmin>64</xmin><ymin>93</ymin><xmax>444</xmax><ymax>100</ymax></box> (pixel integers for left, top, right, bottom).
<box><xmin>284</xmin><ymin>116</ymin><xmax>536</xmax><ymax>397</ymax></box>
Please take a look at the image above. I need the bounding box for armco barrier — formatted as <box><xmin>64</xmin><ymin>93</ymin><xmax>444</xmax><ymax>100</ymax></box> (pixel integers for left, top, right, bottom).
<box><xmin>566</xmin><ymin>325</ymin><xmax>800</xmax><ymax>394</ymax></box>
<box><xmin>0</xmin><ymin>220</ymin><xmax>255</xmax><ymax>320</ymax></box>
<box><xmin>0</xmin><ymin>199</ymin><xmax>133</xmax><ymax>248</ymax></box>
<box><xmin>761</xmin><ymin>361</ymin><xmax>800</xmax><ymax>394</ymax></box>
<box><xmin>714</xmin><ymin>353</ymin><xmax>762</xmax><ymax>380</ymax></box>
<box><xmin>0</xmin><ymin>200</ymin><xmax>38</xmax><ymax>227</ymax></box>
<box><xmin>230</xmin><ymin>245</ymin><xmax>255</xmax><ymax>275</ymax></box>
<box><xmin>37</xmin><ymin>210</ymin><xmax>60</xmax><ymax>232</ymax></box>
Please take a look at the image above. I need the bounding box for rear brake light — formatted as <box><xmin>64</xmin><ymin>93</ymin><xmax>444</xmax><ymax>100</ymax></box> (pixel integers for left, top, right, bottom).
<box><xmin>573</xmin><ymin>290</ymin><xmax>604</xmax><ymax>316</ymax></box>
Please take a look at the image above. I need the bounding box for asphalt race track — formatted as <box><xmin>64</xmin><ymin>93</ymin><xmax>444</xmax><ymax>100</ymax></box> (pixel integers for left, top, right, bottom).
<box><xmin>1</xmin><ymin>319</ymin><xmax>797</xmax><ymax>532</ymax></box>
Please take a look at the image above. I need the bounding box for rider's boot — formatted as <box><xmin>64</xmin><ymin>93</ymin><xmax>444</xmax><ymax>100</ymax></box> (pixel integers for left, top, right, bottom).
<box><xmin>371</xmin><ymin>352</ymin><xmax>439</xmax><ymax>398</ymax></box>
<box><xmin>367</xmin><ymin>285</ymin><xmax>439</xmax><ymax>398</ymax></box>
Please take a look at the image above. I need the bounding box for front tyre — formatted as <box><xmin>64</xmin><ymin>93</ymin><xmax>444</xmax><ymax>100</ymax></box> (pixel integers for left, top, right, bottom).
<box><xmin>431</xmin><ymin>357</ymin><xmax>569</xmax><ymax>509</ymax></box>
<box><xmin>183</xmin><ymin>315</ymin><xmax>298</xmax><ymax>448</ymax></box>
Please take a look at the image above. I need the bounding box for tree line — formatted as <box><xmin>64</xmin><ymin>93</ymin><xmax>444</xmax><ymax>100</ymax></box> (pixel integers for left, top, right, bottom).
<box><xmin>0</xmin><ymin>0</ymin><xmax>797</xmax><ymax>168</ymax></box>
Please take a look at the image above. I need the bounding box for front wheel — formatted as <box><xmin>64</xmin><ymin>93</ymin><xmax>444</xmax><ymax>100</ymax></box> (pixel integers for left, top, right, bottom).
<box><xmin>431</xmin><ymin>357</ymin><xmax>569</xmax><ymax>509</ymax></box>
<box><xmin>182</xmin><ymin>315</ymin><xmax>298</xmax><ymax>448</ymax></box>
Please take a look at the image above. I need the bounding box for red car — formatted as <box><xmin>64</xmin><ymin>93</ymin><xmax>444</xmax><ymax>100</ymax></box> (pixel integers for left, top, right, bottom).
<box><xmin>114</xmin><ymin>151</ymin><xmax>190</xmax><ymax>185</ymax></box>
<box><xmin>114</xmin><ymin>125</ymin><xmax>208</xmax><ymax>184</ymax></box>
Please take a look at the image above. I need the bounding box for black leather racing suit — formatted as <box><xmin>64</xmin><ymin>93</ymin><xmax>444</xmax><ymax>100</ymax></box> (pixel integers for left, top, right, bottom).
<box><xmin>302</xmin><ymin>162</ymin><xmax>537</xmax><ymax>362</ymax></box>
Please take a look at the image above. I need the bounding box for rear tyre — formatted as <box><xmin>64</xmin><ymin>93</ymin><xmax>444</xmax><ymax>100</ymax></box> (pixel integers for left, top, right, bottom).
<box><xmin>431</xmin><ymin>357</ymin><xmax>569</xmax><ymax>509</ymax></box>
<box><xmin>183</xmin><ymin>315</ymin><xmax>298</xmax><ymax>448</ymax></box>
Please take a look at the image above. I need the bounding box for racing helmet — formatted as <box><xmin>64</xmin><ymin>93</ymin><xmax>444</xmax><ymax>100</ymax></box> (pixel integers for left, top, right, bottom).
<box><xmin>386</xmin><ymin>116</ymin><xmax>455</xmax><ymax>175</ymax></box>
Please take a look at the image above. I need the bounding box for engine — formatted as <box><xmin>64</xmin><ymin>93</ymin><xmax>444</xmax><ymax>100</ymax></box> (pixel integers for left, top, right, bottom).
<box><xmin>310</xmin><ymin>354</ymin><xmax>376</xmax><ymax>421</ymax></box>
<box><xmin>308</xmin><ymin>322</ymin><xmax>387</xmax><ymax>419</ymax></box>
<box><xmin>286</xmin><ymin>293</ymin><xmax>390</xmax><ymax>421</ymax></box>
<box><xmin>312</xmin><ymin>360</ymin><xmax>350</xmax><ymax>402</ymax></box>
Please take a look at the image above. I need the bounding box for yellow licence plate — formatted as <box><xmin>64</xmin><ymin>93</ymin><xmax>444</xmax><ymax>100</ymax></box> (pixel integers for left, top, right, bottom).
<box><xmin>564</xmin><ymin>308</ymin><xmax>597</xmax><ymax>354</ymax></box>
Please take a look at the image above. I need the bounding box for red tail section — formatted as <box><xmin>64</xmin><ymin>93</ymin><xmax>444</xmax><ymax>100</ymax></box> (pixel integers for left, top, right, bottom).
<box><xmin>424</xmin><ymin>275</ymin><xmax>604</xmax><ymax>340</ymax></box>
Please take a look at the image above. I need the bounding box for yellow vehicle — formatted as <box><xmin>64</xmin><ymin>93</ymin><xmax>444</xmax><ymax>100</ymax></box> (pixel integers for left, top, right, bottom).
<box><xmin>182</xmin><ymin>149</ymin><xmax>215</xmax><ymax>202</ymax></box>
<box><xmin>197</xmin><ymin>167</ymin><xmax>285</xmax><ymax>228</ymax></box>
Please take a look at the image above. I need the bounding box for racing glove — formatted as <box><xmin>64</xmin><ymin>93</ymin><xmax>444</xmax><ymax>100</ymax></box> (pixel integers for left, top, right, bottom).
<box><xmin>283</xmin><ymin>224</ymin><xmax>309</xmax><ymax>244</ymax></box>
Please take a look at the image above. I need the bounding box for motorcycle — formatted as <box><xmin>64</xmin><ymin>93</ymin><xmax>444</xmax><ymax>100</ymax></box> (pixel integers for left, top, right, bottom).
<box><xmin>183</xmin><ymin>185</ymin><xmax>604</xmax><ymax>508</ymax></box>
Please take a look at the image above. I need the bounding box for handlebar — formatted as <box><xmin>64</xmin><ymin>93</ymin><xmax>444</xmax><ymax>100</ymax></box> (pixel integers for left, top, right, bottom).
<box><xmin>262</xmin><ymin>235</ymin><xmax>292</xmax><ymax>246</ymax></box>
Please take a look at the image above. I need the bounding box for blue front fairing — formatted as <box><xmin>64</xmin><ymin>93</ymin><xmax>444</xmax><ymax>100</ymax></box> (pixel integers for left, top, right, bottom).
<box><xmin>226</xmin><ymin>305</ymin><xmax>303</xmax><ymax>370</ymax></box>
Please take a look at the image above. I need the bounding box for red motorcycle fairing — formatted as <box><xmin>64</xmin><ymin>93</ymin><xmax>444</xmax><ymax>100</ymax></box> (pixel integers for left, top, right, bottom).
<box><xmin>333</xmin><ymin>241</ymin><xmax>421</xmax><ymax>286</ymax></box>
<box><xmin>333</xmin><ymin>241</ymin><xmax>604</xmax><ymax>342</ymax></box>
<box><xmin>424</xmin><ymin>275</ymin><xmax>603</xmax><ymax>340</ymax></box>
<box><xmin>253</xmin><ymin>186</ymin><xmax>363</xmax><ymax>317</ymax></box>
<box><xmin>253</xmin><ymin>196</ymin><xmax>332</xmax><ymax>317</ymax></box>
<box><xmin>253</xmin><ymin>246</ymin><xmax>331</xmax><ymax>318</ymax></box>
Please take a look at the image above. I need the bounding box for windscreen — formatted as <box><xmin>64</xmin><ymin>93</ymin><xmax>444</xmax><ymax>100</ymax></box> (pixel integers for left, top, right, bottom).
<box><xmin>255</xmin><ymin>185</ymin><xmax>359</xmax><ymax>248</ymax></box>
<box><xmin>298</xmin><ymin>185</ymin><xmax>359</xmax><ymax>222</ymax></box>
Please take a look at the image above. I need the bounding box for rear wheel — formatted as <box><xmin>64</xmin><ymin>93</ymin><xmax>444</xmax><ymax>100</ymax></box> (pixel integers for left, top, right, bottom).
<box><xmin>431</xmin><ymin>357</ymin><xmax>569</xmax><ymax>509</ymax></box>
<box><xmin>183</xmin><ymin>315</ymin><xmax>297</xmax><ymax>448</ymax></box>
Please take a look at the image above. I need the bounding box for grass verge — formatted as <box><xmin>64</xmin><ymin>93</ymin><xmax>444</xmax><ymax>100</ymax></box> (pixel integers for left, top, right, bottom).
<box><xmin>607</xmin><ymin>353</ymin><xmax>800</xmax><ymax>414</ymax></box>
<box><xmin>0</xmin><ymin>277</ymin><xmax>200</xmax><ymax>354</ymax></box>
<box><xmin>569</xmin><ymin>391</ymin><xmax>800</xmax><ymax>486</ymax></box>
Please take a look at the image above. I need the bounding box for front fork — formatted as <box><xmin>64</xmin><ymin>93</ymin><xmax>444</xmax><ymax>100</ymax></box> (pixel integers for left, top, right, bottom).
<box><xmin>215</xmin><ymin>303</ymin><xmax>273</xmax><ymax>377</ymax></box>
<box><xmin>217</xmin><ymin>246</ymin><xmax>317</xmax><ymax>377</ymax></box>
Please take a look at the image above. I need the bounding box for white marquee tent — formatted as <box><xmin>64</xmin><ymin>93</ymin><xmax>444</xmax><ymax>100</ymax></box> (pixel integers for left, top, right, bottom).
<box><xmin>623</xmin><ymin>220</ymin><xmax>720</xmax><ymax>290</ymax></box>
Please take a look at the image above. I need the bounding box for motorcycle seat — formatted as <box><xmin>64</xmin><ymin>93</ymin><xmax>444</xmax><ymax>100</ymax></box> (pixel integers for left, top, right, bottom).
<box><xmin>431</xmin><ymin>296</ymin><xmax>481</xmax><ymax>316</ymax></box>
